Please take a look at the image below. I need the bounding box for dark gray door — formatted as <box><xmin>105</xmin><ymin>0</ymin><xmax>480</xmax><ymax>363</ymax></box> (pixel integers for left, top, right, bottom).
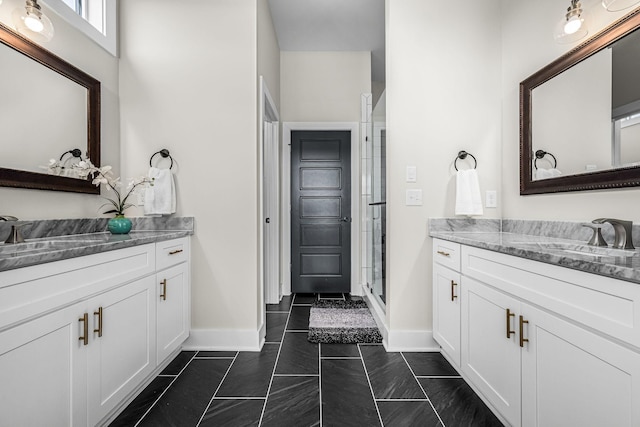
<box><xmin>291</xmin><ymin>130</ymin><xmax>351</xmax><ymax>293</ymax></box>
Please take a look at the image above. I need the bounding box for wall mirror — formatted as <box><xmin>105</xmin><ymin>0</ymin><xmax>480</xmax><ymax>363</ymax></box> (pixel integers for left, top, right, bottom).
<box><xmin>0</xmin><ymin>22</ymin><xmax>100</xmax><ymax>194</ymax></box>
<box><xmin>520</xmin><ymin>9</ymin><xmax>640</xmax><ymax>195</ymax></box>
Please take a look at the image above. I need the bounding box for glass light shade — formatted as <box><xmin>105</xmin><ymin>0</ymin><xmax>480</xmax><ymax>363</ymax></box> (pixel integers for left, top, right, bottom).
<box><xmin>564</xmin><ymin>15</ymin><xmax>583</xmax><ymax>34</ymax></box>
<box><xmin>554</xmin><ymin>10</ymin><xmax>589</xmax><ymax>44</ymax></box>
<box><xmin>602</xmin><ymin>0</ymin><xmax>640</xmax><ymax>11</ymax></box>
<box><xmin>12</xmin><ymin>2</ymin><xmax>54</xmax><ymax>43</ymax></box>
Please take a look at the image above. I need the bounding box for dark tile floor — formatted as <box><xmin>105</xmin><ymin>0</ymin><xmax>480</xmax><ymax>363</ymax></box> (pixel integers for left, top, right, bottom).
<box><xmin>110</xmin><ymin>294</ymin><xmax>504</xmax><ymax>426</ymax></box>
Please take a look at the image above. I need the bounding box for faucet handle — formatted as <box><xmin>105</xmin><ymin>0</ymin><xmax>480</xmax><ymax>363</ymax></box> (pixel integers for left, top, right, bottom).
<box><xmin>4</xmin><ymin>222</ymin><xmax>32</xmax><ymax>244</ymax></box>
<box><xmin>582</xmin><ymin>224</ymin><xmax>608</xmax><ymax>247</ymax></box>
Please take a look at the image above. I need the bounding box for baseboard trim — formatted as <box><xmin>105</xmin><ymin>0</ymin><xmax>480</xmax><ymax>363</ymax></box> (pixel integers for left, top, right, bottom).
<box><xmin>386</xmin><ymin>329</ymin><xmax>440</xmax><ymax>352</ymax></box>
<box><xmin>182</xmin><ymin>328</ymin><xmax>261</xmax><ymax>351</ymax></box>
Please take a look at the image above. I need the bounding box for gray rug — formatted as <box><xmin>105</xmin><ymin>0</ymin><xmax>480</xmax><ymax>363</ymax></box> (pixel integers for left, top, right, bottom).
<box><xmin>308</xmin><ymin>300</ymin><xmax>383</xmax><ymax>344</ymax></box>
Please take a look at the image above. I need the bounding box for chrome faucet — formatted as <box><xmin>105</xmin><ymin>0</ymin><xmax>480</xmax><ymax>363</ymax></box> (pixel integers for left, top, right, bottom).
<box><xmin>592</xmin><ymin>218</ymin><xmax>635</xmax><ymax>250</ymax></box>
<box><xmin>0</xmin><ymin>216</ymin><xmax>29</xmax><ymax>244</ymax></box>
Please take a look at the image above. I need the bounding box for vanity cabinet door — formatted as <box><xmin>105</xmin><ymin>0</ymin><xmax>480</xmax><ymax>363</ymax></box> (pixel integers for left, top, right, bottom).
<box><xmin>86</xmin><ymin>276</ymin><xmax>156</xmax><ymax>426</ymax></box>
<box><xmin>0</xmin><ymin>302</ymin><xmax>88</xmax><ymax>427</ymax></box>
<box><xmin>461</xmin><ymin>277</ymin><xmax>521</xmax><ymax>427</ymax></box>
<box><xmin>521</xmin><ymin>303</ymin><xmax>640</xmax><ymax>427</ymax></box>
<box><xmin>433</xmin><ymin>263</ymin><xmax>461</xmax><ymax>367</ymax></box>
<box><xmin>157</xmin><ymin>262</ymin><xmax>190</xmax><ymax>363</ymax></box>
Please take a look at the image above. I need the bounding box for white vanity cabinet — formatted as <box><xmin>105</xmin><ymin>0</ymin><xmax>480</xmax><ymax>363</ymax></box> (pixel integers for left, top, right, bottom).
<box><xmin>0</xmin><ymin>237</ymin><xmax>191</xmax><ymax>427</ymax></box>
<box><xmin>156</xmin><ymin>237</ymin><xmax>190</xmax><ymax>363</ymax></box>
<box><xmin>432</xmin><ymin>239</ymin><xmax>462</xmax><ymax>366</ymax></box>
<box><xmin>433</xmin><ymin>239</ymin><xmax>640</xmax><ymax>427</ymax></box>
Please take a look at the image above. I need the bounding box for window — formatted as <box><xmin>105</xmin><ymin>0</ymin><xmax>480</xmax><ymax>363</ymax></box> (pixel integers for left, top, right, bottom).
<box><xmin>44</xmin><ymin>0</ymin><xmax>117</xmax><ymax>56</ymax></box>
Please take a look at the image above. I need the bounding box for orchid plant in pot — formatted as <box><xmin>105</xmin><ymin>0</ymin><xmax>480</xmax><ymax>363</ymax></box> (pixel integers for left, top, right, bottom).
<box><xmin>73</xmin><ymin>160</ymin><xmax>152</xmax><ymax>234</ymax></box>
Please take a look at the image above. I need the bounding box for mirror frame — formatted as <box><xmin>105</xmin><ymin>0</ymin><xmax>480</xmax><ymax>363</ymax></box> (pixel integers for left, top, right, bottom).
<box><xmin>520</xmin><ymin>8</ymin><xmax>640</xmax><ymax>195</ymax></box>
<box><xmin>0</xmin><ymin>22</ymin><xmax>100</xmax><ymax>194</ymax></box>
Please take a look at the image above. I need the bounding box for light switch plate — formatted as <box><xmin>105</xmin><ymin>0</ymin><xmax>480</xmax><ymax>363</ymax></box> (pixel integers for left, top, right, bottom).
<box><xmin>485</xmin><ymin>190</ymin><xmax>497</xmax><ymax>208</ymax></box>
<box><xmin>406</xmin><ymin>166</ymin><xmax>417</xmax><ymax>182</ymax></box>
<box><xmin>406</xmin><ymin>189</ymin><xmax>423</xmax><ymax>206</ymax></box>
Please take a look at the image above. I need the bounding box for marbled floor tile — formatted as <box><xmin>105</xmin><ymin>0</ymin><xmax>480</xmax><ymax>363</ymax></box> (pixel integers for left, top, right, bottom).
<box><xmin>293</xmin><ymin>293</ymin><xmax>317</xmax><ymax>304</ymax></box>
<box><xmin>321</xmin><ymin>359</ymin><xmax>381</xmax><ymax>427</ymax></box>
<box><xmin>377</xmin><ymin>401</ymin><xmax>442</xmax><ymax>426</ymax></box>
<box><xmin>199</xmin><ymin>399</ymin><xmax>264</xmax><ymax>427</ymax></box>
<box><xmin>108</xmin><ymin>376</ymin><xmax>173</xmax><ymax>427</ymax></box>
<box><xmin>275</xmin><ymin>332</ymin><xmax>319</xmax><ymax>375</ymax></box>
<box><xmin>138</xmin><ymin>359</ymin><xmax>232</xmax><ymax>426</ymax></box>
<box><xmin>360</xmin><ymin>345</ymin><xmax>425</xmax><ymax>399</ymax></box>
<box><xmin>267</xmin><ymin>295</ymin><xmax>293</xmax><ymax>312</ymax></box>
<box><xmin>216</xmin><ymin>344</ymin><xmax>279</xmax><ymax>397</ymax></box>
<box><xmin>287</xmin><ymin>305</ymin><xmax>311</xmax><ymax>331</ymax></box>
<box><xmin>261</xmin><ymin>376</ymin><xmax>320</xmax><ymax>427</ymax></box>
<box><xmin>419</xmin><ymin>378</ymin><xmax>505</xmax><ymax>427</ymax></box>
<box><xmin>320</xmin><ymin>343</ymin><xmax>361</xmax><ymax>358</ymax></box>
<box><xmin>196</xmin><ymin>351</ymin><xmax>237</xmax><ymax>358</ymax></box>
<box><xmin>159</xmin><ymin>351</ymin><xmax>196</xmax><ymax>375</ymax></box>
<box><xmin>403</xmin><ymin>352</ymin><xmax>459</xmax><ymax>377</ymax></box>
<box><xmin>266</xmin><ymin>312</ymin><xmax>289</xmax><ymax>342</ymax></box>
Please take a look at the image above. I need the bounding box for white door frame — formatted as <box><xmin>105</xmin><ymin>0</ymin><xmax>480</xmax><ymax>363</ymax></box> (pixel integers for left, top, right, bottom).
<box><xmin>259</xmin><ymin>76</ymin><xmax>281</xmax><ymax>313</ymax></box>
<box><xmin>282</xmin><ymin>122</ymin><xmax>361</xmax><ymax>296</ymax></box>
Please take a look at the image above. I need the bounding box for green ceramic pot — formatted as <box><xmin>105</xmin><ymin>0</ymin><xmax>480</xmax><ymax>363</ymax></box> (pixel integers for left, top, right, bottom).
<box><xmin>108</xmin><ymin>215</ymin><xmax>132</xmax><ymax>234</ymax></box>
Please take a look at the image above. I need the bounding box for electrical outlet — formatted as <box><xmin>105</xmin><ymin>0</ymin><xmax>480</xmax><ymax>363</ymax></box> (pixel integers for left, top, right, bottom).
<box><xmin>406</xmin><ymin>189</ymin><xmax>423</xmax><ymax>206</ymax></box>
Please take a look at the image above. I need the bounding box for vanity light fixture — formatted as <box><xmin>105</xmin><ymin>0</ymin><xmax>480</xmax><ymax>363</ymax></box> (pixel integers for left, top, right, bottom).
<box><xmin>554</xmin><ymin>0</ymin><xmax>589</xmax><ymax>44</ymax></box>
<box><xmin>602</xmin><ymin>0</ymin><xmax>640</xmax><ymax>11</ymax></box>
<box><xmin>12</xmin><ymin>0</ymin><xmax>54</xmax><ymax>43</ymax></box>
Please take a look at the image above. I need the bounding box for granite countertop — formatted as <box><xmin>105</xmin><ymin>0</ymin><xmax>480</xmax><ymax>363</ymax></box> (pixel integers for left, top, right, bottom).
<box><xmin>0</xmin><ymin>217</ymin><xmax>194</xmax><ymax>273</ymax></box>
<box><xmin>429</xmin><ymin>219</ymin><xmax>640</xmax><ymax>284</ymax></box>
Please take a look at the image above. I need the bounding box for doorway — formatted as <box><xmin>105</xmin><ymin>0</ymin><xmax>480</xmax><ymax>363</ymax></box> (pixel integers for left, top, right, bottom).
<box><xmin>290</xmin><ymin>130</ymin><xmax>351</xmax><ymax>293</ymax></box>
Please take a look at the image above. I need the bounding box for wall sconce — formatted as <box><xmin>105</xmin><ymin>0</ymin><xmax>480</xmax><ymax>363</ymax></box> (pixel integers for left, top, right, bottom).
<box><xmin>12</xmin><ymin>0</ymin><xmax>54</xmax><ymax>43</ymax></box>
<box><xmin>602</xmin><ymin>0</ymin><xmax>640</xmax><ymax>11</ymax></box>
<box><xmin>554</xmin><ymin>0</ymin><xmax>590</xmax><ymax>44</ymax></box>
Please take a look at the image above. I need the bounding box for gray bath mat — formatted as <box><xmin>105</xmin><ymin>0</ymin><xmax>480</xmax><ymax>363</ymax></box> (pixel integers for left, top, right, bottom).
<box><xmin>308</xmin><ymin>300</ymin><xmax>383</xmax><ymax>344</ymax></box>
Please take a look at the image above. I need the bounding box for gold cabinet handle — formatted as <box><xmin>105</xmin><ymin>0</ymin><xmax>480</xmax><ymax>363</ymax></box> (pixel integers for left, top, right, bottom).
<box><xmin>506</xmin><ymin>309</ymin><xmax>515</xmax><ymax>338</ymax></box>
<box><xmin>79</xmin><ymin>313</ymin><xmax>89</xmax><ymax>346</ymax></box>
<box><xmin>169</xmin><ymin>249</ymin><xmax>184</xmax><ymax>255</ymax></box>
<box><xmin>519</xmin><ymin>315</ymin><xmax>529</xmax><ymax>347</ymax></box>
<box><xmin>450</xmin><ymin>280</ymin><xmax>458</xmax><ymax>301</ymax></box>
<box><xmin>437</xmin><ymin>250</ymin><xmax>450</xmax><ymax>257</ymax></box>
<box><xmin>93</xmin><ymin>307</ymin><xmax>103</xmax><ymax>338</ymax></box>
<box><xmin>160</xmin><ymin>279</ymin><xmax>167</xmax><ymax>301</ymax></box>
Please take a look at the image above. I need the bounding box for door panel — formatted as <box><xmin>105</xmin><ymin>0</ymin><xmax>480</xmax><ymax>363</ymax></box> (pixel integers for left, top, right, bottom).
<box><xmin>291</xmin><ymin>130</ymin><xmax>351</xmax><ymax>293</ymax></box>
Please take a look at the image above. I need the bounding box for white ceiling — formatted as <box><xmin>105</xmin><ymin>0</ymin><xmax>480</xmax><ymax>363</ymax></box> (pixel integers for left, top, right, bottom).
<box><xmin>267</xmin><ymin>0</ymin><xmax>385</xmax><ymax>82</ymax></box>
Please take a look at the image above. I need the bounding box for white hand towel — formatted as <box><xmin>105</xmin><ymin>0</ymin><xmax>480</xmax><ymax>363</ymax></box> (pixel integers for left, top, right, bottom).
<box><xmin>144</xmin><ymin>167</ymin><xmax>176</xmax><ymax>215</ymax></box>
<box><xmin>534</xmin><ymin>168</ymin><xmax>562</xmax><ymax>180</ymax></box>
<box><xmin>455</xmin><ymin>169</ymin><xmax>483</xmax><ymax>216</ymax></box>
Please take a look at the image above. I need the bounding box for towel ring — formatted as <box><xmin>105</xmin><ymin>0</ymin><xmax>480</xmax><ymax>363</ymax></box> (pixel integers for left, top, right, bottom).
<box><xmin>59</xmin><ymin>148</ymin><xmax>83</xmax><ymax>162</ymax></box>
<box><xmin>454</xmin><ymin>150</ymin><xmax>477</xmax><ymax>171</ymax></box>
<box><xmin>533</xmin><ymin>150</ymin><xmax>557</xmax><ymax>170</ymax></box>
<box><xmin>149</xmin><ymin>149</ymin><xmax>174</xmax><ymax>169</ymax></box>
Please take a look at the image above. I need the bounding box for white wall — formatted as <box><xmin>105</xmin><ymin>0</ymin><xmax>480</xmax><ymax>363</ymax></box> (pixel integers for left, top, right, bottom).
<box><xmin>501</xmin><ymin>0</ymin><xmax>640</xmax><ymax>222</ymax></box>
<box><xmin>280</xmin><ymin>51</ymin><xmax>371</xmax><ymax>122</ymax></box>
<box><xmin>386</xmin><ymin>0</ymin><xmax>502</xmax><ymax>338</ymax></box>
<box><xmin>258</xmin><ymin>0</ymin><xmax>280</xmax><ymax>111</ymax></box>
<box><xmin>0</xmin><ymin>0</ymin><xmax>119</xmax><ymax>219</ymax></box>
<box><xmin>119</xmin><ymin>0</ymin><xmax>263</xmax><ymax>346</ymax></box>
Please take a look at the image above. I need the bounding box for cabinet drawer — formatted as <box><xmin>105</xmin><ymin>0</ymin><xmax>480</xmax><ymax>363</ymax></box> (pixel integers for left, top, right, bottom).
<box><xmin>462</xmin><ymin>245</ymin><xmax>640</xmax><ymax>349</ymax></box>
<box><xmin>156</xmin><ymin>237</ymin><xmax>189</xmax><ymax>271</ymax></box>
<box><xmin>432</xmin><ymin>238</ymin><xmax>461</xmax><ymax>271</ymax></box>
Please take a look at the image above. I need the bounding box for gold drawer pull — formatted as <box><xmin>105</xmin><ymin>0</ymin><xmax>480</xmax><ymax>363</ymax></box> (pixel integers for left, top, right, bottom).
<box><xmin>94</xmin><ymin>307</ymin><xmax>103</xmax><ymax>338</ymax></box>
<box><xmin>519</xmin><ymin>315</ymin><xmax>529</xmax><ymax>347</ymax></box>
<box><xmin>506</xmin><ymin>309</ymin><xmax>515</xmax><ymax>339</ymax></box>
<box><xmin>450</xmin><ymin>280</ymin><xmax>458</xmax><ymax>301</ymax></box>
<box><xmin>79</xmin><ymin>313</ymin><xmax>89</xmax><ymax>346</ymax></box>
<box><xmin>437</xmin><ymin>250</ymin><xmax>451</xmax><ymax>257</ymax></box>
<box><xmin>160</xmin><ymin>279</ymin><xmax>167</xmax><ymax>301</ymax></box>
<box><xmin>169</xmin><ymin>249</ymin><xmax>184</xmax><ymax>255</ymax></box>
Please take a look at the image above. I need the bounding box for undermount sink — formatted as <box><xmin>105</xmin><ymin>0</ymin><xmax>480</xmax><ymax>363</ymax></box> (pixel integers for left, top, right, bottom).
<box><xmin>515</xmin><ymin>241</ymin><xmax>637</xmax><ymax>258</ymax></box>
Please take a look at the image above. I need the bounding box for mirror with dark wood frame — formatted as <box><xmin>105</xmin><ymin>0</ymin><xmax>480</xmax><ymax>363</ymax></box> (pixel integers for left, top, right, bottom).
<box><xmin>520</xmin><ymin>8</ymin><xmax>640</xmax><ymax>195</ymax></box>
<box><xmin>0</xmin><ymin>22</ymin><xmax>100</xmax><ymax>194</ymax></box>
